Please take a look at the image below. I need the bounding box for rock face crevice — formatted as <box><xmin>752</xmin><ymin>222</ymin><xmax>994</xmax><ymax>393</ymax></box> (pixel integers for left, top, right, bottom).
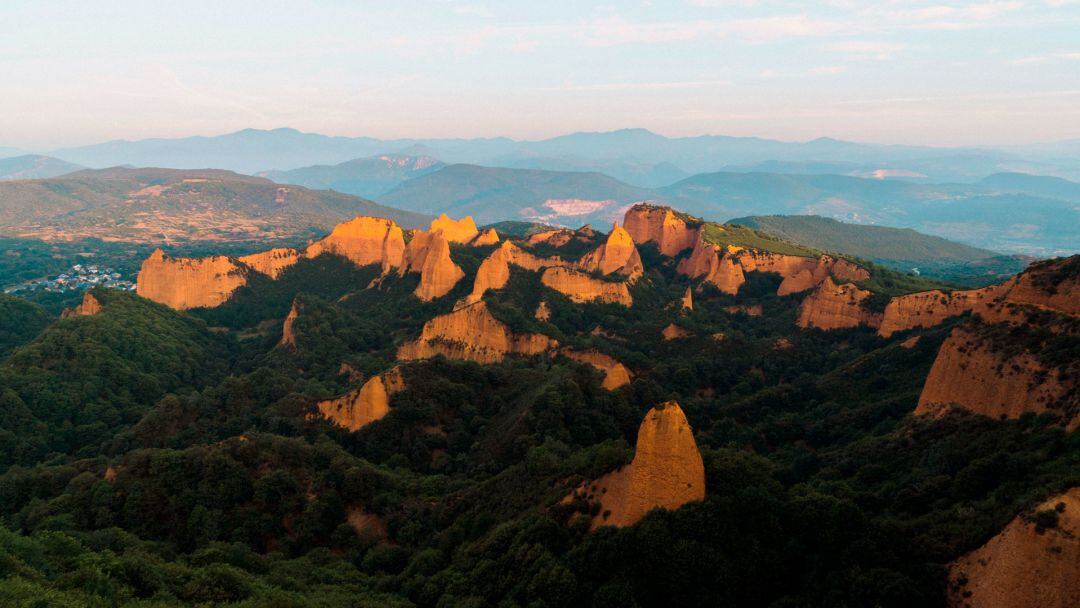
<box><xmin>136</xmin><ymin>249</ymin><xmax>248</xmax><ymax>310</ymax></box>
<box><xmin>571</xmin><ymin>402</ymin><xmax>706</xmax><ymax>529</ymax></box>
<box><xmin>947</xmin><ymin>487</ymin><xmax>1080</xmax><ymax>608</ymax></box>
<box><xmin>397</xmin><ymin>301</ymin><xmax>557</xmax><ymax>364</ymax></box>
<box><xmin>315</xmin><ymin>367</ymin><xmax>405</xmax><ymax>432</ymax></box>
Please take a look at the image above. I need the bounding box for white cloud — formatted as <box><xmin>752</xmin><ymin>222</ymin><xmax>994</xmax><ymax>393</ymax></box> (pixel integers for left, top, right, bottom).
<box><xmin>809</xmin><ymin>65</ymin><xmax>847</xmax><ymax>75</ymax></box>
<box><xmin>1010</xmin><ymin>51</ymin><xmax>1080</xmax><ymax>64</ymax></box>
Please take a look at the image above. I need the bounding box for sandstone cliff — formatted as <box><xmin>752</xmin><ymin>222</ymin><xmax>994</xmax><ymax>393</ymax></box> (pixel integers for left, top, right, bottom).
<box><xmin>315</xmin><ymin>367</ymin><xmax>405</xmax><ymax>432</ymax></box>
<box><xmin>796</xmin><ymin>277</ymin><xmax>882</xmax><ymax>330</ymax></box>
<box><xmin>541</xmin><ymin>267</ymin><xmax>633</xmax><ymax>307</ymax></box>
<box><xmin>238</xmin><ymin>247</ymin><xmax>300</xmax><ymax>279</ymax></box>
<box><xmin>576</xmin><ymin>221</ymin><xmax>644</xmax><ymax>281</ymax></box>
<box><xmin>571</xmin><ymin>402</ymin><xmax>706</xmax><ymax>529</ymax></box>
<box><xmin>429</xmin><ymin>213</ymin><xmax>479</xmax><ymax>244</ymax></box>
<box><xmin>136</xmin><ymin>249</ymin><xmax>248</xmax><ymax>310</ymax></box>
<box><xmin>561</xmin><ymin>349</ymin><xmax>632</xmax><ymax>390</ymax></box>
<box><xmin>676</xmin><ymin>238</ymin><xmax>745</xmax><ymax>294</ymax></box>
<box><xmin>878</xmin><ymin>283</ymin><xmax>1011</xmax><ymax>337</ymax></box>
<box><xmin>681</xmin><ymin>287</ymin><xmax>693</xmax><ymax>311</ymax></box>
<box><xmin>397</xmin><ymin>301</ymin><xmax>557</xmax><ymax>364</ymax></box>
<box><xmin>916</xmin><ymin>321</ymin><xmax>1078</xmax><ymax>429</ymax></box>
<box><xmin>404</xmin><ymin>231</ymin><xmax>465</xmax><ymax>301</ymax></box>
<box><xmin>470</xmin><ymin>228</ymin><xmax>500</xmax><ymax>246</ymax></box>
<box><xmin>468</xmin><ymin>241</ymin><xmax>570</xmax><ymax>303</ymax></box>
<box><xmin>280</xmin><ymin>298</ymin><xmax>300</xmax><ymax>348</ymax></box>
<box><xmin>304</xmin><ymin>215</ymin><xmax>406</xmax><ymax>271</ymax></box>
<box><xmin>947</xmin><ymin>487</ymin><xmax>1080</xmax><ymax>608</ymax></box>
<box><xmin>622</xmin><ymin>204</ymin><xmax>699</xmax><ymax>257</ymax></box>
<box><xmin>61</xmin><ymin>292</ymin><xmax>103</xmax><ymax>318</ymax></box>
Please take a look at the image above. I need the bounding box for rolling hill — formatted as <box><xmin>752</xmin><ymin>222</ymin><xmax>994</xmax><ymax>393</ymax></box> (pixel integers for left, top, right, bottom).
<box><xmin>0</xmin><ymin>154</ymin><xmax>84</xmax><ymax>180</ymax></box>
<box><xmin>259</xmin><ymin>154</ymin><xmax>445</xmax><ymax>198</ymax></box>
<box><xmin>377</xmin><ymin>163</ymin><xmax>655</xmax><ymax>226</ymax></box>
<box><xmin>0</xmin><ymin>167</ymin><xmax>429</xmax><ymax>243</ymax></box>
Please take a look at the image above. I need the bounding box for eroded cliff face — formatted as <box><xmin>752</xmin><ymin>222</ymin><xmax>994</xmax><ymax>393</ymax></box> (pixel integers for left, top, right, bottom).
<box><xmin>676</xmin><ymin>239</ymin><xmax>745</xmax><ymax>294</ymax></box>
<box><xmin>239</xmin><ymin>247</ymin><xmax>301</xmax><ymax>279</ymax></box>
<box><xmin>470</xmin><ymin>228</ymin><xmax>500</xmax><ymax>246</ymax></box>
<box><xmin>61</xmin><ymin>292</ymin><xmax>103</xmax><ymax>318</ymax></box>
<box><xmin>280</xmin><ymin>298</ymin><xmax>300</xmax><ymax>348</ymax></box>
<box><xmin>947</xmin><ymin>487</ymin><xmax>1080</xmax><ymax>608</ymax></box>
<box><xmin>561</xmin><ymin>349</ymin><xmax>632</xmax><ymax>390</ymax></box>
<box><xmin>541</xmin><ymin>267</ymin><xmax>633</xmax><ymax>307</ymax></box>
<box><xmin>397</xmin><ymin>301</ymin><xmax>557</xmax><ymax>364</ymax></box>
<box><xmin>796</xmin><ymin>277</ymin><xmax>882</xmax><ymax>330</ymax></box>
<box><xmin>404</xmin><ymin>231</ymin><xmax>465</xmax><ymax>301</ymax></box>
<box><xmin>622</xmin><ymin>204</ymin><xmax>699</xmax><ymax>257</ymax></box>
<box><xmin>468</xmin><ymin>241</ymin><xmax>569</xmax><ymax>303</ymax></box>
<box><xmin>136</xmin><ymin>249</ymin><xmax>248</xmax><ymax>310</ymax></box>
<box><xmin>576</xmin><ymin>222</ymin><xmax>644</xmax><ymax>281</ymax></box>
<box><xmin>315</xmin><ymin>367</ymin><xmax>405</xmax><ymax>432</ymax></box>
<box><xmin>916</xmin><ymin>322</ymin><xmax>1077</xmax><ymax>429</ymax></box>
<box><xmin>571</xmin><ymin>402</ymin><xmax>706</xmax><ymax>529</ymax></box>
<box><xmin>878</xmin><ymin>283</ymin><xmax>1011</xmax><ymax>338</ymax></box>
<box><xmin>429</xmin><ymin>213</ymin><xmax>479</xmax><ymax>244</ymax></box>
<box><xmin>304</xmin><ymin>216</ymin><xmax>406</xmax><ymax>271</ymax></box>
<box><xmin>681</xmin><ymin>287</ymin><xmax>693</xmax><ymax>311</ymax></box>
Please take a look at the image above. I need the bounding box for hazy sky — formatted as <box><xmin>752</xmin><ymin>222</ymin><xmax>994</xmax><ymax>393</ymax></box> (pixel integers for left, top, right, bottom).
<box><xmin>3</xmin><ymin>0</ymin><xmax>1080</xmax><ymax>149</ymax></box>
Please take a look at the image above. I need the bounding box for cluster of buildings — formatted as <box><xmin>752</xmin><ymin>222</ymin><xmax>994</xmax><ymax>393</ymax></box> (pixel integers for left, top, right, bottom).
<box><xmin>4</xmin><ymin>264</ymin><xmax>135</xmax><ymax>295</ymax></box>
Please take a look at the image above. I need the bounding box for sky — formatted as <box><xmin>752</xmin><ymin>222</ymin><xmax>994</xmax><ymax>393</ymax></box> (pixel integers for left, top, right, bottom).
<box><xmin>2</xmin><ymin>0</ymin><xmax>1079</xmax><ymax>149</ymax></box>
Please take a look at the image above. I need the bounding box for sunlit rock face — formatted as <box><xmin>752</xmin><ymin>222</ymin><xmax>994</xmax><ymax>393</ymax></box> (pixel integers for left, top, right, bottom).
<box><xmin>525</xmin><ymin>225</ymin><xmax>596</xmax><ymax>247</ymax></box>
<box><xmin>540</xmin><ymin>267</ymin><xmax>633</xmax><ymax>306</ymax></box>
<box><xmin>622</xmin><ymin>204</ymin><xmax>699</xmax><ymax>257</ymax></box>
<box><xmin>304</xmin><ymin>215</ymin><xmax>406</xmax><ymax>271</ymax></box>
<box><xmin>396</xmin><ymin>301</ymin><xmax>557</xmax><ymax>364</ymax></box>
<box><xmin>280</xmin><ymin>298</ymin><xmax>300</xmax><ymax>348</ymax></box>
<box><xmin>681</xmin><ymin>287</ymin><xmax>693</xmax><ymax>311</ymax></box>
<box><xmin>61</xmin><ymin>292</ymin><xmax>103</xmax><ymax>318</ymax></box>
<box><xmin>676</xmin><ymin>239</ymin><xmax>745</xmax><ymax>295</ymax></box>
<box><xmin>470</xmin><ymin>228</ymin><xmax>500</xmax><ymax>246</ymax></box>
<box><xmin>661</xmin><ymin>323</ymin><xmax>691</xmax><ymax>340</ymax></box>
<box><xmin>429</xmin><ymin>213</ymin><xmax>479</xmax><ymax>244</ymax></box>
<box><xmin>136</xmin><ymin>249</ymin><xmax>248</xmax><ymax>310</ymax></box>
<box><xmin>238</xmin><ymin>247</ymin><xmax>300</xmax><ymax>279</ymax></box>
<box><xmin>315</xmin><ymin>367</ymin><xmax>405</xmax><ymax>432</ymax></box>
<box><xmin>916</xmin><ymin>323</ymin><xmax>1078</xmax><ymax>430</ymax></box>
<box><xmin>468</xmin><ymin>241</ymin><xmax>570</xmax><ymax>303</ymax></box>
<box><xmin>561</xmin><ymin>349</ymin><xmax>632</xmax><ymax>390</ymax></box>
<box><xmin>576</xmin><ymin>221</ymin><xmax>644</xmax><ymax>281</ymax></box>
<box><xmin>571</xmin><ymin>402</ymin><xmax>706</xmax><ymax>529</ymax></box>
<box><xmin>877</xmin><ymin>283</ymin><xmax>1011</xmax><ymax>337</ymax></box>
<box><xmin>796</xmin><ymin>277</ymin><xmax>882</xmax><ymax>330</ymax></box>
<box><xmin>947</xmin><ymin>487</ymin><xmax>1080</xmax><ymax>608</ymax></box>
<box><xmin>535</xmin><ymin>300</ymin><xmax>551</xmax><ymax>321</ymax></box>
<box><xmin>404</xmin><ymin>231</ymin><xmax>465</xmax><ymax>301</ymax></box>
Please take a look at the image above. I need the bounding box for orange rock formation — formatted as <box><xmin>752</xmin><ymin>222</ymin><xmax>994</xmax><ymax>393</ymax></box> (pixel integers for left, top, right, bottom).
<box><xmin>280</xmin><ymin>298</ymin><xmax>300</xmax><ymax>348</ymax></box>
<box><xmin>796</xmin><ymin>277</ymin><xmax>882</xmax><ymax>330</ymax></box>
<box><xmin>947</xmin><ymin>487</ymin><xmax>1080</xmax><ymax>608</ymax></box>
<box><xmin>316</xmin><ymin>367</ymin><xmax>405</xmax><ymax>432</ymax></box>
<box><xmin>404</xmin><ymin>231</ymin><xmax>465</xmax><ymax>301</ymax></box>
<box><xmin>535</xmin><ymin>300</ymin><xmax>551</xmax><ymax>321</ymax></box>
<box><xmin>429</xmin><ymin>213</ymin><xmax>479</xmax><ymax>244</ymax></box>
<box><xmin>561</xmin><ymin>349</ymin><xmax>632</xmax><ymax>390</ymax></box>
<box><xmin>622</xmin><ymin>204</ymin><xmax>699</xmax><ymax>257</ymax></box>
<box><xmin>239</xmin><ymin>247</ymin><xmax>301</xmax><ymax>279</ymax></box>
<box><xmin>572</xmin><ymin>402</ymin><xmax>706</xmax><ymax>529</ymax></box>
<box><xmin>541</xmin><ymin>267</ymin><xmax>633</xmax><ymax>306</ymax></box>
<box><xmin>304</xmin><ymin>216</ymin><xmax>406</xmax><ymax>271</ymax></box>
<box><xmin>662</xmin><ymin>323</ymin><xmax>692</xmax><ymax>340</ymax></box>
<box><xmin>470</xmin><ymin>228</ymin><xmax>500</xmax><ymax>246</ymax></box>
<box><xmin>397</xmin><ymin>301</ymin><xmax>557</xmax><ymax>364</ymax></box>
<box><xmin>877</xmin><ymin>283</ymin><xmax>1010</xmax><ymax>337</ymax></box>
<box><xmin>676</xmin><ymin>239</ymin><xmax>745</xmax><ymax>294</ymax></box>
<box><xmin>681</xmin><ymin>287</ymin><xmax>693</xmax><ymax>311</ymax></box>
<box><xmin>576</xmin><ymin>221</ymin><xmax>644</xmax><ymax>281</ymax></box>
<box><xmin>916</xmin><ymin>323</ymin><xmax>1077</xmax><ymax>429</ymax></box>
<box><xmin>61</xmin><ymin>292</ymin><xmax>103</xmax><ymax>318</ymax></box>
<box><xmin>136</xmin><ymin>249</ymin><xmax>248</xmax><ymax>310</ymax></box>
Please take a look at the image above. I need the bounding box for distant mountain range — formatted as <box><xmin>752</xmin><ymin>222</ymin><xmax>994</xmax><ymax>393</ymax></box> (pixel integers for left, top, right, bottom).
<box><xmin>0</xmin><ymin>167</ymin><xmax>428</xmax><ymax>243</ymax></box>
<box><xmin>0</xmin><ymin>155</ymin><xmax>84</xmax><ymax>181</ymax></box>
<box><xmin>39</xmin><ymin>127</ymin><xmax>1080</xmax><ymax>185</ymax></box>
<box><xmin>258</xmin><ymin>154</ymin><xmax>445</xmax><ymax>199</ymax></box>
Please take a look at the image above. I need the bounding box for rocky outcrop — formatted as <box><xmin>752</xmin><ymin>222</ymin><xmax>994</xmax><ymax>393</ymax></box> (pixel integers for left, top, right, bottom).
<box><xmin>429</xmin><ymin>213</ymin><xmax>479</xmax><ymax>244</ymax></box>
<box><xmin>878</xmin><ymin>283</ymin><xmax>1011</xmax><ymax>337</ymax></box>
<box><xmin>681</xmin><ymin>287</ymin><xmax>693</xmax><ymax>311</ymax></box>
<box><xmin>525</xmin><ymin>225</ymin><xmax>596</xmax><ymax>247</ymax></box>
<box><xmin>470</xmin><ymin>228</ymin><xmax>500</xmax><ymax>246</ymax></box>
<box><xmin>535</xmin><ymin>300</ymin><xmax>551</xmax><ymax>321</ymax></box>
<box><xmin>304</xmin><ymin>216</ymin><xmax>406</xmax><ymax>271</ymax></box>
<box><xmin>397</xmin><ymin>301</ymin><xmax>557</xmax><ymax>364</ymax></box>
<box><xmin>662</xmin><ymin>323</ymin><xmax>692</xmax><ymax>340</ymax></box>
<box><xmin>541</xmin><ymin>267</ymin><xmax>633</xmax><ymax>307</ymax></box>
<box><xmin>280</xmin><ymin>298</ymin><xmax>300</xmax><ymax>348</ymax></box>
<box><xmin>561</xmin><ymin>349</ymin><xmax>632</xmax><ymax>390</ymax></box>
<box><xmin>796</xmin><ymin>277</ymin><xmax>882</xmax><ymax>330</ymax></box>
<box><xmin>676</xmin><ymin>239</ymin><xmax>745</xmax><ymax>294</ymax></box>
<box><xmin>916</xmin><ymin>322</ymin><xmax>1078</xmax><ymax>430</ymax></box>
<box><xmin>622</xmin><ymin>204</ymin><xmax>700</xmax><ymax>257</ymax></box>
<box><xmin>315</xmin><ymin>367</ymin><xmax>405</xmax><ymax>432</ymax></box>
<box><xmin>136</xmin><ymin>249</ymin><xmax>247</xmax><ymax>310</ymax></box>
<box><xmin>404</xmin><ymin>231</ymin><xmax>465</xmax><ymax>301</ymax></box>
<box><xmin>570</xmin><ymin>402</ymin><xmax>705</xmax><ymax>529</ymax></box>
<box><xmin>61</xmin><ymin>292</ymin><xmax>103</xmax><ymax>318</ymax></box>
<box><xmin>947</xmin><ymin>487</ymin><xmax>1080</xmax><ymax>608</ymax></box>
<box><xmin>468</xmin><ymin>241</ymin><xmax>570</xmax><ymax>303</ymax></box>
<box><xmin>238</xmin><ymin>247</ymin><xmax>300</xmax><ymax>279</ymax></box>
<box><xmin>576</xmin><ymin>222</ymin><xmax>644</xmax><ymax>281</ymax></box>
